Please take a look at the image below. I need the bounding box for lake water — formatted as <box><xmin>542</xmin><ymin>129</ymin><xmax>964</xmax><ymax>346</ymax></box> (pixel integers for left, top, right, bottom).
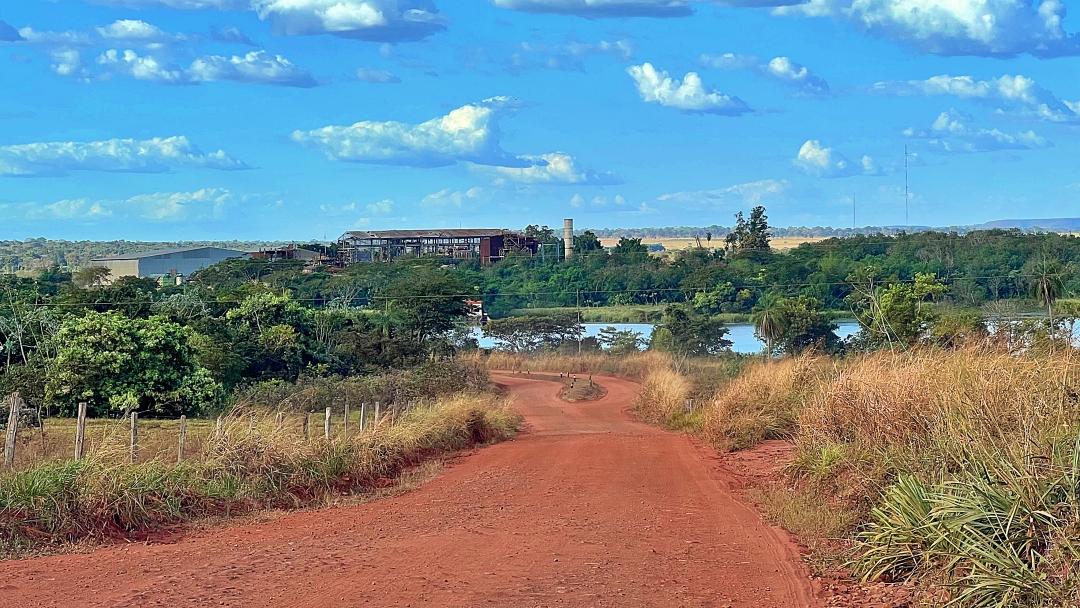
<box><xmin>474</xmin><ymin>321</ymin><xmax>862</xmax><ymax>354</ymax></box>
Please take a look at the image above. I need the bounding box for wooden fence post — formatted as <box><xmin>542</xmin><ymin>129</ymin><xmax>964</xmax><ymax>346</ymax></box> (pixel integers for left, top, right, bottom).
<box><xmin>75</xmin><ymin>402</ymin><xmax>88</xmax><ymax>460</ymax></box>
<box><xmin>324</xmin><ymin>407</ymin><xmax>332</xmax><ymax>440</ymax></box>
<box><xmin>360</xmin><ymin>403</ymin><xmax>366</xmax><ymax>431</ymax></box>
<box><xmin>178</xmin><ymin>415</ymin><xmax>187</xmax><ymax>462</ymax></box>
<box><xmin>276</xmin><ymin>411</ymin><xmax>284</xmax><ymax>430</ymax></box>
<box><xmin>4</xmin><ymin>392</ymin><xmax>21</xmax><ymax>468</ymax></box>
<box><xmin>343</xmin><ymin>402</ymin><xmax>350</xmax><ymax>441</ymax></box>
<box><xmin>130</xmin><ymin>411</ymin><xmax>139</xmax><ymax>464</ymax></box>
<box><xmin>374</xmin><ymin>401</ymin><xmax>380</xmax><ymax>427</ymax></box>
<box><xmin>302</xmin><ymin>413</ymin><xmax>309</xmax><ymax>441</ymax></box>
<box><xmin>215</xmin><ymin>416</ymin><xmax>223</xmax><ymax>439</ymax></box>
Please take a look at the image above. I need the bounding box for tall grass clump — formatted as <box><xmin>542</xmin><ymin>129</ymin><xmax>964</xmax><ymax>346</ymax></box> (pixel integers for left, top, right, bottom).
<box><xmin>786</xmin><ymin>348</ymin><xmax>1080</xmax><ymax>605</ymax></box>
<box><xmin>703</xmin><ymin>355</ymin><xmax>836</xmax><ymax>451</ymax></box>
<box><xmin>634</xmin><ymin>367</ymin><xmax>692</xmax><ymax>427</ymax></box>
<box><xmin>0</xmin><ymin>393</ymin><xmax>519</xmax><ymax>556</ymax></box>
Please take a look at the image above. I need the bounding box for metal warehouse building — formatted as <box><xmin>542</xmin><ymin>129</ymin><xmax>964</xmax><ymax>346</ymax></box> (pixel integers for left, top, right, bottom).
<box><xmin>89</xmin><ymin>247</ymin><xmax>247</xmax><ymax>282</ymax></box>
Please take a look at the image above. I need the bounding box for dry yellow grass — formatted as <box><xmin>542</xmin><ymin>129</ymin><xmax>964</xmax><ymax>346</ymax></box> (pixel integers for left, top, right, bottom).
<box><xmin>634</xmin><ymin>367</ymin><xmax>692</xmax><ymax>425</ymax></box>
<box><xmin>478</xmin><ymin>350</ymin><xmax>671</xmax><ymax>380</ymax></box>
<box><xmin>703</xmin><ymin>355</ymin><xmax>838</xmax><ymax>451</ymax></box>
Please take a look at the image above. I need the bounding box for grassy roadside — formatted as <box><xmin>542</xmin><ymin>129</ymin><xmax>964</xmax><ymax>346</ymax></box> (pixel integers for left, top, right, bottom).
<box><xmin>632</xmin><ymin>349</ymin><xmax>1080</xmax><ymax>606</ymax></box>
<box><xmin>0</xmin><ymin>393</ymin><xmax>519</xmax><ymax>559</ymax></box>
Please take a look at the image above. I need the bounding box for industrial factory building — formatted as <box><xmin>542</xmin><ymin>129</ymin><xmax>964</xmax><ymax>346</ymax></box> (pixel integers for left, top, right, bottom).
<box><xmin>336</xmin><ymin>229</ymin><xmax>545</xmax><ymax>266</ymax></box>
<box><xmin>89</xmin><ymin>247</ymin><xmax>247</xmax><ymax>283</ymax></box>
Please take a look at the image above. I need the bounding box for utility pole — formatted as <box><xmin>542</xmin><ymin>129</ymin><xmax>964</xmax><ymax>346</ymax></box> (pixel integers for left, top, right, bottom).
<box><xmin>853</xmin><ymin>192</ymin><xmax>856</xmax><ymax>233</ymax></box>
<box><xmin>904</xmin><ymin>145</ymin><xmax>909</xmax><ymax>229</ymax></box>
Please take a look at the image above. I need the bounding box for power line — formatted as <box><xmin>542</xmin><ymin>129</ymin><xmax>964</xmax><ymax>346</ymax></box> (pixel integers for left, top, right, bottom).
<box><xmin>0</xmin><ymin>272</ymin><xmax>1063</xmax><ymax>307</ymax></box>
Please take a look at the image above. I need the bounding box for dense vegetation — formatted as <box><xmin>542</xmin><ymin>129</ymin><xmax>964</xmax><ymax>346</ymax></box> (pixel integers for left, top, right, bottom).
<box><xmin>4</xmin><ymin>207</ymin><xmax>1080</xmax><ymax>420</ymax></box>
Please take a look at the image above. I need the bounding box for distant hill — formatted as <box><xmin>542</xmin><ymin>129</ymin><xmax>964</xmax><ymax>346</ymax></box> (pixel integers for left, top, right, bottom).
<box><xmin>972</xmin><ymin>218</ymin><xmax>1080</xmax><ymax>232</ymax></box>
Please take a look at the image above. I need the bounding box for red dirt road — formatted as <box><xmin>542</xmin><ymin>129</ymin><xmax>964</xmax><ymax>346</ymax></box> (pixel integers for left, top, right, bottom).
<box><xmin>0</xmin><ymin>374</ymin><xmax>818</xmax><ymax>607</ymax></box>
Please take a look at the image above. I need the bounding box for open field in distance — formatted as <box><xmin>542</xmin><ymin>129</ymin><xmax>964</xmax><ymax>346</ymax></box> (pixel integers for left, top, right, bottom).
<box><xmin>598</xmin><ymin>236</ymin><xmax>830</xmax><ymax>251</ymax></box>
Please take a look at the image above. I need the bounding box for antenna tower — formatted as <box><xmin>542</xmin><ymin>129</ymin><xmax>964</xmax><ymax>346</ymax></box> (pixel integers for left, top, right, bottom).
<box><xmin>904</xmin><ymin>146</ymin><xmax>909</xmax><ymax>229</ymax></box>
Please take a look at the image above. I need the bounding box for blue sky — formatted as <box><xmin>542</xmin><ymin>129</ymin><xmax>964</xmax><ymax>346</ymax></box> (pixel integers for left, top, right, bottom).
<box><xmin>3</xmin><ymin>0</ymin><xmax>1080</xmax><ymax>240</ymax></box>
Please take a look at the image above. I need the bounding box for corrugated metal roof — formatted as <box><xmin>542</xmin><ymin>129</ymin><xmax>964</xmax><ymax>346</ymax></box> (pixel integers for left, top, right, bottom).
<box><xmin>340</xmin><ymin>229</ymin><xmax>515</xmax><ymax>239</ymax></box>
<box><xmin>90</xmin><ymin>247</ymin><xmax>245</xmax><ymax>261</ymax></box>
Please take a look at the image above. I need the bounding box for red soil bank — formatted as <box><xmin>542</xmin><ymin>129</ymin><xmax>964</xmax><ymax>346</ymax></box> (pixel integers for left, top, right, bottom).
<box><xmin>0</xmin><ymin>374</ymin><xmax>819</xmax><ymax>607</ymax></box>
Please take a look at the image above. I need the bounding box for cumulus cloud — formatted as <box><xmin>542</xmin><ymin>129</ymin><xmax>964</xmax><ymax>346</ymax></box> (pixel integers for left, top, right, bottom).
<box><xmin>627</xmin><ymin>63</ymin><xmax>752</xmax><ymax>115</ymax></box>
<box><xmin>904</xmin><ymin>109</ymin><xmax>1052</xmax><ymax>153</ymax></box>
<box><xmin>421</xmin><ymin>186</ymin><xmax>484</xmax><ymax>207</ymax></box>
<box><xmin>489</xmin><ymin>0</ymin><xmax>691</xmax><ymax>17</ymax></box>
<box><xmin>211</xmin><ymin>25</ymin><xmax>257</xmax><ymax>45</ymax></box>
<box><xmin>0</xmin><ymin>20</ymin><xmax>24</xmax><ymax>42</ymax></box>
<box><xmin>698</xmin><ymin>53</ymin><xmax>829</xmax><ymax>97</ymax></box>
<box><xmin>793</xmin><ymin>140</ymin><xmax>882</xmax><ymax>178</ymax></box>
<box><xmin>251</xmin><ymin>0</ymin><xmax>448</xmax><ymax>42</ymax></box>
<box><xmin>293</xmin><ymin>97</ymin><xmax>614</xmax><ymax>182</ymax></box>
<box><xmin>764</xmin><ymin>0</ymin><xmax>1079</xmax><ymax>57</ymax></box>
<box><xmin>0</xmin><ymin>136</ymin><xmax>248</xmax><ymax>177</ymax></box>
<box><xmin>488</xmin><ymin>152</ymin><xmax>622</xmax><ymax>185</ymax></box>
<box><xmin>98</xmin><ymin>49</ymin><xmax>320</xmax><ymax>87</ymax></box>
<box><xmin>16</xmin><ymin>189</ymin><xmax>234</xmax><ymax>222</ymax></box>
<box><xmin>869</xmin><ymin>74</ymin><xmax>1080</xmax><ymax>122</ymax></box>
<box><xmin>355</xmin><ymin>66</ymin><xmax>400</xmax><ymax>82</ymax></box>
<box><xmin>658</xmin><ymin>179</ymin><xmax>791</xmax><ymax>208</ymax></box>
<box><xmin>367</xmin><ymin>198</ymin><xmax>395</xmax><ymax>213</ymax></box>
<box><xmin>291</xmin><ymin>97</ymin><xmax>534</xmax><ymax>167</ymax></box>
<box><xmin>96</xmin><ymin>20</ymin><xmax>188</xmax><ymax>48</ymax></box>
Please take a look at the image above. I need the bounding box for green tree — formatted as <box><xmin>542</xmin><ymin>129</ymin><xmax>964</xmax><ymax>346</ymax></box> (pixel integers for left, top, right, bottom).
<box><xmin>751</xmin><ymin>295</ymin><xmax>786</xmax><ymax>356</ymax></box>
<box><xmin>773</xmin><ymin>295</ymin><xmax>840</xmax><ymax>354</ymax></box>
<box><xmin>575</xmin><ymin>230</ymin><xmax>603</xmax><ymax>253</ymax></box>
<box><xmin>47</xmin><ymin>311</ymin><xmax>218</xmax><ymax>417</ymax></box>
<box><xmin>848</xmin><ymin>268</ymin><xmax>945</xmax><ymax>348</ymax></box>
<box><xmin>650</xmin><ymin>304</ymin><xmax>732</xmax><ymax>356</ymax></box>
<box><xmin>1023</xmin><ymin>256</ymin><xmax>1067</xmax><ymax>331</ymax></box>
<box><xmin>597</xmin><ymin>326</ymin><xmax>646</xmax><ymax>355</ymax></box>
<box><xmin>482</xmin><ymin>314</ymin><xmax>583</xmax><ymax>352</ymax></box>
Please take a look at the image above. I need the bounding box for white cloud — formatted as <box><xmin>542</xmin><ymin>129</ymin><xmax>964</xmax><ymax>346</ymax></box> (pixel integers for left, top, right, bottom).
<box><xmin>766</xmin><ymin>0</ymin><xmax>1078</xmax><ymax>57</ymax></box>
<box><xmin>570</xmin><ymin>193</ymin><xmax>584</xmax><ymax>207</ymax></box>
<box><xmin>0</xmin><ymin>136</ymin><xmax>248</xmax><ymax>177</ymax></box>
<box><xmin>16</xmin><ymin>27</ymin><xmax>94</xmax><ymax>47</ymax></box>
<box><xmin>49</xmin><ymin>49</ymin><xmax>91</xmax><ymax>80</ymax></box>
<box><xmin>627</xmin><ymin>63</ymin><xmax>752</xmax><ymax>115</ymax></box>
<box><xmin>292</xmin><ymin>97</ymin><xmax>530</xmax><ymax>167</ymax></box>
<box><xmin>488</xmin><ymin>152</ymin><xmax>621</xmax><ymax>185</ymax></box>
<box><xmin>96</xmin><ymin>20</ymin><xmax>188</xmax><ymax>48</ymax></box>
<box><xmin>793</xmin><ymin>140</ymin><xmax>882</xmax><ymax>178</ymax></box>
<box><xmin>421</xmin><ymin>186</ymin><xmax>485</xmax><ymax>208</ymax></box>
<box><xmin>355</xmin><ymin>67</ymin><xmax>400</xmax><ymax>83</ymax></box>
<box><xmin>869</xmin><ymin>74</ymin><xmax>1080</xmax><ymax>122</ymax></box>
<box><xmin>16</xmin><ymin>189</ymin><xmax>233</xmax><ymax>222</ymax></box>
<box><xmin>658</xmin><ymin>179</ymin><xmax>791</xmax><ymax>208</ymax></box>
<box><xmin>188</xmin><ymin>51</ymin><xmax>319</xmax><ymax>86</ymax></box>
<box><xmin>489</xmin><ymin>0</ymin><xmax>691</xmax><ymax>17</ymax></box>
<box><xmin>98</xmin><ymin>49</ymin><xmax>320</xmax><ymax>87</ymax></box>
<box><xmin>76</xmin><ymin>0</ymin><xmax>249</xmax><ymax>8</ymax></box>
<box><xmin>367</xmin><ymin>198</ymin><xmax>395</xmax><ymax>214</ymax></box>
<box><xmin>904</xmin><ymin>109</ymin><xmax>1052</xmax><ymax>153</ymax></box>
<box><xmin>293</xmin><ymin>98</ymin><xmax>616</xmax><ymax>181</ymax></box>
<box><xmin>698</xmin><ymin>53</ymin><xmax>829</xmax><ymax>97</ymax></box>
<box><xmin>251</xmin><ymin>0</ymin><xmax>448</xmax><ymax>42</ymax></box>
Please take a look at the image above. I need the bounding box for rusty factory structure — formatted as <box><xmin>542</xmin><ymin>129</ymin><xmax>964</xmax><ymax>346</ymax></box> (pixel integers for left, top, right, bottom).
<box><xmin>336</xmin><ymin>229</ymin><xmax>542</xmax><ymax>266</ymax></box>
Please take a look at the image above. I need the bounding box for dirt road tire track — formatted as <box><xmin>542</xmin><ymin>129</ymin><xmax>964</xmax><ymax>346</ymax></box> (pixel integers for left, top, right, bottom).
<box><xmin>0</xmin><ymin>373</ymin><xmax>819</xmax><ymax>607</ymax></box>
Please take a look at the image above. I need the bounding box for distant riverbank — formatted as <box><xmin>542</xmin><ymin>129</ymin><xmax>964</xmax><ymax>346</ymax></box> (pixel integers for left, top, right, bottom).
<box><xmin>504</xmin><ymin>305</ymin><xmax>855</xmax><ymax>325</ymax></box>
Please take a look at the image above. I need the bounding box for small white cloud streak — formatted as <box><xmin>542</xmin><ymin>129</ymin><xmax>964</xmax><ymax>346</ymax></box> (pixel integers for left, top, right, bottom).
<box><xmin>0</xmin><ymin>136</ymin><xmax>248</xmax><ymax>177</ymax></box>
